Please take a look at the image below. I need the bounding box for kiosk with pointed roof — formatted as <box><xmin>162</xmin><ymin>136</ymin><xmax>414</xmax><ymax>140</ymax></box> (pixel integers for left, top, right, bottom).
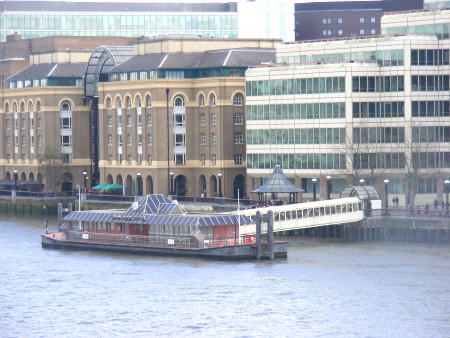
<box><xmin>252</xmin><ymin>164</ymin><xmax>304</xmax><ymax>205</ymax></box>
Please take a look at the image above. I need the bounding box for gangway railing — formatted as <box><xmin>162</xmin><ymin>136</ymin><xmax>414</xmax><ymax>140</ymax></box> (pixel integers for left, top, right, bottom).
<box><xmin>234</xmin><ymin>197</ymin><xmax>364</xmax><ymax>236</ymax></box>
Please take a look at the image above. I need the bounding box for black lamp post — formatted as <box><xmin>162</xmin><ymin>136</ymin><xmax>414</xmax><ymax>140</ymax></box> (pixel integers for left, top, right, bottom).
<box><xmin>218</xmin><ymin>173</ymin><xmax>223</xmax><ymax>197</ymax></box>
<box><xmin>312</xmin><ymin>178</ymin><xmax>317</xmax><ymax>201</ymax></box>
<box><xmin>169</xmin><ymin>172</ymin><xmax>175</xmax><ymax>195</ymax></box>
<box><xmin>166</xmin><ymin>88</ymin><xmax>170</xmax><ymax>196</ymax></box>
<box><xmin>384</xmin><ymin>179</ymin><xmax>389</xmax><ymax>216</ymax></box>
<box><xmin>326</xmin><ymin>175</ymin><xmax>332</xmax><ymax>200</ymax></box>
<box><xmin>13</xmin><ymin>169</ymin><xmax>18</xmax><ymax>192</ymax></box>
<box><xmin>445</xmin><ymin>179</ymin><xmax>449</xmax><ymax>215</ymax></box>
<box><xmin>44</xmin><ymin>205</ymin><xmax>48</xmax><ymax>234</ymax></box>
<box><xmin>136</xmin><ymin>173</ymin><xmax>141</xmax><ymax>196</ymax></box>
<box><xmin>82</xmin><ymin>170</ymin><xmax>87</xmax><ymax>191</ymax></box>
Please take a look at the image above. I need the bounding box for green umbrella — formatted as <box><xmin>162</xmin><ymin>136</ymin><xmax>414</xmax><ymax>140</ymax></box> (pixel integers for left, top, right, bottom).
<box><xmin>103</xmin><ymin>183</ymin><xmax>125</xmax><ymax>191</ymax></box>
<box><xmin>91</xmin><ymin>184</ymin><xmax>107</xmax><ymax>191</ymax></box>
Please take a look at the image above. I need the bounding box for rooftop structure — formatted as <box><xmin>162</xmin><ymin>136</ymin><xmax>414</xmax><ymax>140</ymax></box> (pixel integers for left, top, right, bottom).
<box><xmin>0</xmin><ymin>0</ymin><xmax>295</xmax><ymax>42</ymax></box>
<box><xmin>294</xmin><ymin>0</ymin><xmax>423</xmax><ymax>41</ymax></box>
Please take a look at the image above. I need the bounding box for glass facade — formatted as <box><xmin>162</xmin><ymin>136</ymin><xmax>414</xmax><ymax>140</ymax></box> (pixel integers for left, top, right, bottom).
<box><xmin>353</xmin><ymin>102</ymin><xmax>405</xmax><ymax>118</ymax></box>
<box><xmin>385</xmin><ymin>23</ymin><xmax>450</xmax><ymax>40</ymax></box>
<box><xmin>0</xmin><ymin>13</ymin><xmax>238</xmax><ymax>42</ymax></box>
<box><xmin>411</xmin><ymin>75</ymin><xmax>449</xmax><ymax>91</ymax></box>
<box><xmin>247</xmin><ymin>153</ymin><xmax>346</xmax><ymax>170</ymax></box>
<box><xmin>411</xmin><ymin>101</ymin><xmax>450</xmax><ymax>117</ymax></box>
<box><xmin>352</xmin><ymin>127</ymin><xmax>405</xmax><ymax>144</ymax></box>
<box><xmin>246</xmin><ymin>128</ymin><xmax>345</xmax><ymax>145</ymax></box>
<box><xmin>411</xmin><ymin>49</ymin><xmax>450</xmax><ymax>65</ymax></box>
<box><xmin>246</xmin><ymin>102</ymin><xmax>345</xmax><ymax>120</ymax></box>
<box><xmin>277</xmin><ymin>49</ymin><xmax>404</xmax><ymax>67</ymax></box>
<box><xmin>424</xmin><ymin>1</ymin><xmax>450</xmax><ymax>9</ymax></box>
<box><xmin>246</xmin><ymin>77</ymin><xmax>345</xmax><ymax>96</ymax></box>
<box><xmin>353</xmin><ymin>153</ymin><xmax>405</xmax><ymax>170</ymax></box>
<box><xmin>352</xmin><ymin>76</ymin><xmax>404</xmax><ymax>92</ymax></box>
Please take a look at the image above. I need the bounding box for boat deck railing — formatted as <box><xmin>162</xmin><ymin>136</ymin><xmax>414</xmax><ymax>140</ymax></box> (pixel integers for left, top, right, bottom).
<box><xmin>67</xmin><ymin>231</ymin><xmax>246</xmax><ymax>249</ymax></box>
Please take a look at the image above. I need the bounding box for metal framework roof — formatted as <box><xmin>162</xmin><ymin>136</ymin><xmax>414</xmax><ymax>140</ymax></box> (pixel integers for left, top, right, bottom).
<box><xmin>84</xmin><ymin>46</ymin><xmax>134</xmax><ymax>98</ymax></box>
<box><xmin>252</xmin><ymin>164</ymin><xmax>304</xmax><ymax>194</ymax></box>
<box><xmin>63</xmin><ymin>194</ymin><xmax>253</xmax><ymax>227</ymax></box>
<box><xmin>340</xmin><ymin>185</ymin><xmax>380</xmax><ymax>200</ymax></box>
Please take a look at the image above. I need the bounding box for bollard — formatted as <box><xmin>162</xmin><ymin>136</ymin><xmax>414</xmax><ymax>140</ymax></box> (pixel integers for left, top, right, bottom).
<box><xmin>57</xmin><ymin>203</ymin><xmax>63</xmax><ymax>230</ymax></box>
<box><xmin>255</xmin><ymin>211</ymin><xmax>262</xmax><ymax>260</ymax></box>
<box><xmin>267</xmin><ymin>210</ymin><xmax>274</xmax><ymax>260</ymax></box>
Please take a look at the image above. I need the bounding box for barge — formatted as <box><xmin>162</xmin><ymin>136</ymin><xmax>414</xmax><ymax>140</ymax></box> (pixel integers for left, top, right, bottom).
<box><xmin>41</xmin><ymin>194</ymin><xmax>287</xmax><ymax>260</ymax></box>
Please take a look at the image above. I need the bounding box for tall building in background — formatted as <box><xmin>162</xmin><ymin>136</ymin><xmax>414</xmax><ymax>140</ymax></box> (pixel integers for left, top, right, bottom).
<box><xmin>246</xmin><ymin>8</ymin><xmax>450</xmax><ymax>206</ymax></box>
<box><xmin>0</xmin><ymin>0</ymin><xmax>295</xmax><ymax>42</ymax></box>
<box><xmin>295</xmin><ymin>0</ymin><xmax>423</xmax><ymax>41</ymax></box>
<box><xmin>424</xmin><ymin>0</ymin><xmax>450</xmax><ymax>9</ymax></box>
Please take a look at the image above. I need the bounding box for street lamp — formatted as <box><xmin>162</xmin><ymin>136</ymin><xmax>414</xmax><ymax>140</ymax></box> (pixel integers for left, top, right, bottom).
<box><xmin>136</xmin><ymin>173</ymin><xmax>141</xmax><ymax>196</ymax></box>
<box><xmin>166</xmin><ymin>88</ymin><xmax>170</xmax><ymax>196</ymax></box>
<box><xmin>312</xmin><ymin>178</ymin><xmax>317</xmax><ymax>201</ymax></box>
<box><xmin>384</xmin><ymin>179</ymin><xmax>390</xmax><ymax>216</ymax></box>
<box><xmin>445</xmin><ymin>179</ymin><xmax>449</xmax><ymax>215</ymax></box>
<box><xmin>13</xmin><ymin>169</ymin><xmax>18</xmax><ymax>192</ymax></box>
<box><xmin>169</xmin><ymin>172</ymin><xmax>175</xmax><ymax>195</ymax></box>
<box><xmin>44</xmin><ymin>205</ymin><xmax>48</xmax><ymax>234</ymax></box>
<box><xmin>326</xmin><ymin>175</ymin><xmax>332</xmax><ymax>200</ymax></box>
<box><xmin>218</xmin><ymin>173</ymin><xmax>223</xmax><ymax>197</ymax></box>
<box><xmin>82</xmin><ymin>170</ymin><xmax>88</xmax><ymax>191</ymax></box>
<box><xmin>359</xmin><ymin>178</ymin><xmax>365</xmax><ymax>186</ymax></box>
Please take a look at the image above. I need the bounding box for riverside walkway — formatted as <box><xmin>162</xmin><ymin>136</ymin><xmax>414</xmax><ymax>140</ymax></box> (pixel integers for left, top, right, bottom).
<box><xmin>235</xmin><ymin>197</ymin><xmax>364</xmax><ymax>236</ymax></box>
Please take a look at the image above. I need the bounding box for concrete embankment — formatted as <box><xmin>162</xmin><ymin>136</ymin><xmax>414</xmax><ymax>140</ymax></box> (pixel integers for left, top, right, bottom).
<box><xmin>285</xmin><ymin>217</ymin><xmax>450</xmax><ymax>244</ymax></box>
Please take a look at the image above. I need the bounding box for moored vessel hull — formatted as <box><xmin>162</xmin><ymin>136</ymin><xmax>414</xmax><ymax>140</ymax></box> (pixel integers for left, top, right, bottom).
<box><xmin>41</xmin><ymin>233</ymin><xmax>288</xmax><ymax>260</ymax></box>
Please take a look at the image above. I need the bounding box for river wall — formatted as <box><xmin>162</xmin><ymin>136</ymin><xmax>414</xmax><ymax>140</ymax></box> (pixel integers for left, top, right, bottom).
<box><xmin>2</xmin><ymin>197</ymin><xmax>449</xmax><ymax>243</ymax></box>
<box><xmin>284</xmin><ymin>217</ymin><xmax>450</xmax><ymax>244</ymax></box>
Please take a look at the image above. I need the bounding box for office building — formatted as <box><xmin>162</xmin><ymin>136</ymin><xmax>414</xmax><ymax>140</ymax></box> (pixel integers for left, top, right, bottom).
<box><xmin>246</xmin><ymin>8</ymin><xmax>450</xmax><ymax>206</ymax></box>
<box><xmin>0</xmin><ymin>0</ymin><xmax>295</xmax><ymax>42</ymax></box>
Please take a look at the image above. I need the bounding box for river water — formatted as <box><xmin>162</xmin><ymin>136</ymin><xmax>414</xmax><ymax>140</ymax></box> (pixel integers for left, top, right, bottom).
<box><xmin>1</xmin><ymin>216</ymin><xmax>450</xmax><ymax>338</ymax></box>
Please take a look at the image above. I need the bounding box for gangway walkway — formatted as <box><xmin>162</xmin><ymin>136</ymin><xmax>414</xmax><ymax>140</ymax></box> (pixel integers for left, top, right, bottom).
<box><xmin>235</xmin><ymin>197</ymin><xmax>364</xmax><ymax>236</ymax></box>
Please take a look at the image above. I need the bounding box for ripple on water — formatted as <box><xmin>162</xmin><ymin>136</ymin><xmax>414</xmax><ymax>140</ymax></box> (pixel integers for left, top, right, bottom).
<box><xmin>1</xmin><ymin>220</ymin><xmax>450</xmax><ymax>337</ymax></box>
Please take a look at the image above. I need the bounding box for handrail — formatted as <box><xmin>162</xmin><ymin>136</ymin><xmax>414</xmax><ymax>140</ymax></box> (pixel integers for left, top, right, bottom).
<box><xmin>67</xmin><ymin>231</ymin><xmax>245</xmax><ymax>249</ymax></box>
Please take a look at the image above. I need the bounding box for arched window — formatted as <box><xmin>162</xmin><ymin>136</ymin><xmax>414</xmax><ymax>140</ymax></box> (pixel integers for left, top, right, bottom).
<box><xmin>36</xmin><ymin>101</ymin><xmax>41</xmax><ymax>112</ymax></box>
<box><xmin>12</xmin><ymin>103</ymin><xmax>17</xmax><ymax>113</ymax></box>
<box><xmin>126</xmin><ymin>97</ymin><xmax>132</xmax><ymax>109</ymax></box>
<box><xmin>60</xmin><ymin>101</ymin><xmax>71</xmax><ymax>112</ymax></box>
<box><xmin>233</xmin><ymin>93</ymin><xmax>243</xmax><ymax>106</ymax></box>
<box><xmin>5</xmin><ymin>102</ymin><xmax>9</xmax><ymax>113</ymax></box>
<box><xmin>199</xmin><ymin>94</ymin><xmax>205</xmax><ymax>107</ymax></box>
<box><xmin>106</xmin><ymin>97</ymin><xmax>112</xmax><ymax>109</ymax></box>
<box><xmin>146</xmin><ymin>95</ymin><xmax>152</xmax><ymax>108</ymax></box>
<box><xmin>174</xmin><ymin>95</ymin><xmax>185</xmax><ymax>107</ymax></box>
<box><xmin>136</xmin><ymin>96</ymin><xmax>142</xmax><ymax>108</ymax></box>
<box><xmin>116</xmin><ymin>98</ymin><xmax>122</xmax><ymax>109</ymax></box>
<box><xmin>20</xmin><ymin>102</ymin><xmax>25</xmax><ymax>112</ymax></box>
<box><xmin>28</xmin><ymin>102</ymin><xmax>33</xmax><ymax>112</ymax></box>
<box><xmin>210</xmin><ymin>94</ymin><xmax>216</xmax><ymax>107</ymax></box>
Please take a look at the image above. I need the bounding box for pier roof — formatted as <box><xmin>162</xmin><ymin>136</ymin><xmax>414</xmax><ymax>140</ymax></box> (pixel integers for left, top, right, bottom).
<box><xmin>63</xmin><ymin>194</ymin><xmax>253</xmax><ymax>226</ymax></box>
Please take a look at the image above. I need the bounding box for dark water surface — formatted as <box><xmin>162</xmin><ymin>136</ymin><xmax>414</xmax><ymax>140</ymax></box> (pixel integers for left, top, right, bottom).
<box><xmin>1</xmin><ymin>216</ymin><xmax>449</xmax><ymax>337</ymax></box>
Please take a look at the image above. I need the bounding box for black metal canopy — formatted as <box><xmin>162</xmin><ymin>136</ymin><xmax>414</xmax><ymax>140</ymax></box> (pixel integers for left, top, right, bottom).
<box><xmin>252</xmin><ymin>164</ymin><xmax>304</xmax><ymax>194</ymax></box>
<box><xmin>252</xmin><ymin>164</ymin><xmax>304</xmax><ymax>204</ymax></box>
